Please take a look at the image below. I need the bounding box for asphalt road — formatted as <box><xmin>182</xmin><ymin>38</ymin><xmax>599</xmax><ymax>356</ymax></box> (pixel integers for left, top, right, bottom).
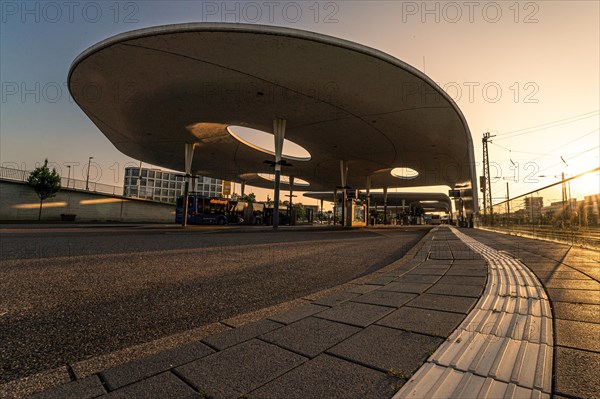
<box><xmin>0</xmin><ymin>226</ymin><xmax>428</xmax><ymax>384</ymax></box>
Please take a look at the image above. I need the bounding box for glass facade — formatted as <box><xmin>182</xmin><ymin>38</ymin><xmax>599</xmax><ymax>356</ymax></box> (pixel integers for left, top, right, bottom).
<box><xmin>123</xmin><ymin>167</ymin><xmax>223</xmax><ymax>203</ymax></box>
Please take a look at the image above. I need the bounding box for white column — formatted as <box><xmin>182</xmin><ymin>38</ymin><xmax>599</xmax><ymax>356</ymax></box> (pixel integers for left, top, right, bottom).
<box><xmin>273</xmin><ymin>119</ymin><xmax>286</xmax><ymax>229</ymax></box>
<box><xmin>340</xmin><ymin>160</ymin><xmax>348</xmax><ymax>226</ymax></box>
<box><xmin>182</xmin><ymin>143</ymin><xmax>196</xmax><ymax>227</ymax></box>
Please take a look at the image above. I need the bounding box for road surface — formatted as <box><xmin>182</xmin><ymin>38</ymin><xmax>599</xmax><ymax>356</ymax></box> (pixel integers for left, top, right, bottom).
<box><xmin>0</xmin><ymin>225</ymin><xmax>428</xmax><ymax>383</ymax></box>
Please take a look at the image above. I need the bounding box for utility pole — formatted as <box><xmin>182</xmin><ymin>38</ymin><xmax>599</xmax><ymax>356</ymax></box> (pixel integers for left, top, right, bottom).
<box><xmin>506</xmin><ymin>182</ymin><xmax>510</xmax><ymax>215</ymax></box>
<box><xmin>482</xmin><ymin>132</ymin><xmax>495</xmax><ymax>224</ymax></box>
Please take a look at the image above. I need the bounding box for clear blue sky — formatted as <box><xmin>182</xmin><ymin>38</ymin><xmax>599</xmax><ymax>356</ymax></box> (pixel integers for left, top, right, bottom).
<box><xmin>1</xmin><ymin>1</ymin><xmax>598</xmax><ymax>205</ymax></box>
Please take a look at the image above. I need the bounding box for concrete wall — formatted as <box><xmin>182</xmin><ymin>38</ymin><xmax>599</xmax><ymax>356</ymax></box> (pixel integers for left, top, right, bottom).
<box><xmin>0</xmin><ymin>179</ymin><xmax>175</xmax><ymax>222</ymax></box>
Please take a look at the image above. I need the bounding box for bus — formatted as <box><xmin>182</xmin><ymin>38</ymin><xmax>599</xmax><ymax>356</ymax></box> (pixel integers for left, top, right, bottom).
<box><xmin>175</xmin><ymin>194</ymin><xmax>244</xmax><ymax>225</ymax></box>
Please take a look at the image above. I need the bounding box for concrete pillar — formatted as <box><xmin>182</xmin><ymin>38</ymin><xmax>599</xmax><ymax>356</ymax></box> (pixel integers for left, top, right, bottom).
<box><xmin>365</xmin><ymin>176</ymin><xmax>371</xmax><ymax>226</ymax></box>
<box><xmin>383</xmin><ymin>186</ymin><xmax>388</xmax><ymax>225</ymax></box>
<box><xmin>182</xmin><ymin>143</ymin><xmax>196</xmax><ymax>227</ymax></box>
<box><xmin>340</xmin><ymin>160</ymin><xmax>348</xmax><ymax>227</ymax></box>
<box><xmin>273</xmin><ymin>119</ymin><xmax>286</xmax><ymax>229</ymax></box>
<box><xmin>241</xmin><ymin>181</ymin><xmax>246</xmax><ymax>196</ymax></box>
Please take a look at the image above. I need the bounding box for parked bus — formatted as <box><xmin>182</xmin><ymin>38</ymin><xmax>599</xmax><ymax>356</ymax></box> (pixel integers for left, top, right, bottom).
<box><xmin>175</xmin><ymin>194</ymin><xmax>243</xmax><ymax>225</ymax></box>
<box><xmin>175</xmin><ymin>194</ymin><xmax>271</xmax><ymax>225</ymax></box>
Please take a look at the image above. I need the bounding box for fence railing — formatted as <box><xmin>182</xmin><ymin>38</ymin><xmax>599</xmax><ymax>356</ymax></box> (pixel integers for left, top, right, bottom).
<box><xmin>476</xmin><ymin>167</ymin><xmax>600</xmax><ymax>249</ymax></box>
<box><xmin>0</xmin><ymin>166</ymin><xmax>124</xmax><ymax>197</ymax></box>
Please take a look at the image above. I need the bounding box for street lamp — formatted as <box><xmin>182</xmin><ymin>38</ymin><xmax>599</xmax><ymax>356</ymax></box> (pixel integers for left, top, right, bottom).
<box><xmin>85</xmin><ymin>156</ymin><xmax>93</xmax><ymax>190</ymax></box>
<box><xmin>66</xmin><ymin>165</ymin><xmax>71</xmax><ymax>189</ymax></box>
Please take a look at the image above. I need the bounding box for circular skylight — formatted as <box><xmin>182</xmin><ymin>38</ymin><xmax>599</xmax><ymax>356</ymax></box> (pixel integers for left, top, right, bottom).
<box><xmin>391</xmin><ymin>167</ymin><xmax>419</xmax><ymax>179</ymax></box>
<box><xmin>228</xmin><ymin>126</ymin><xmax>311</xmax><ymax>161</ymax></box>
<box><xmin>257</xmin><ymin>173</ymin><xmax>310</xmax><ymax>186</ymax></box>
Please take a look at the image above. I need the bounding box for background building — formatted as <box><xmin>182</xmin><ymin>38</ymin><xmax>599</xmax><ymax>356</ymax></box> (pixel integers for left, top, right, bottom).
<box><xmin>524</xmin><ymin>196</ymin><xmax>544</xmax><ymax>222</ymax></box>
<box><xmin>123</xmin><ymin>167</ymin><xmax>222</xmax><ymax>203</ymax></box>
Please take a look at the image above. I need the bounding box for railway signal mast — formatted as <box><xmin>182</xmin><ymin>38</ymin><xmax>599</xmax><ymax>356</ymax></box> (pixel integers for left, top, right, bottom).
<box><xmin>482</xmin><ymin>132</ymin><xmax>496</xmax><ymax>225</ymax></box>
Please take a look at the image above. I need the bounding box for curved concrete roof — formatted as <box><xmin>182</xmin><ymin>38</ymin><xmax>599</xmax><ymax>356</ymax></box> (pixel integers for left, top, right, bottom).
<box><xmin>68</xmin><ymin>23</ymin><xmax>478</xmax><ymax>213</ymax></box>
<box><xmin>303</xmin><ymin>191</ymin><xmax>453</xmax><ymax>213</ymax></box>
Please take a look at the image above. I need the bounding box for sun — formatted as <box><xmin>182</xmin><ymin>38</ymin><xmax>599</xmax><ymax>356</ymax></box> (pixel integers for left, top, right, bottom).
<box><xmin>569</xmin><ymin>169</ymin><xmax>600</xmax><ymax>199</ymax></box>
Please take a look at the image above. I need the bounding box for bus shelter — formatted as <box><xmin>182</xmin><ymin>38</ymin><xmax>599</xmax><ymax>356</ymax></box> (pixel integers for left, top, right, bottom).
<box><xmin>68</xmin><ymin>23</ymin><xmax>478</xmax><ymax>227</ymax></box>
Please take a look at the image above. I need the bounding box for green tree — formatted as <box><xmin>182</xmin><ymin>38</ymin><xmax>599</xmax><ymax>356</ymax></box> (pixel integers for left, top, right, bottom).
<box><xmin>295</xmin><ymin>203</ymin><xmax>306</xmax><ymax>221</ymax></box>
<box><xmin>241</xmin><ymin>192</ymin><xmax>256</xmax><ymax>203</ymax></box>
<box><xmin>27</xmin><ymin>159</ymin><xmax>61</xmax><ymax>220</ymax></box>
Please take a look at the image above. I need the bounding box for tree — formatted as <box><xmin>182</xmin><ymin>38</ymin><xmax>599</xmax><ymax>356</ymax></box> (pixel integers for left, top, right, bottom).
<box><xmin>241</xmin><ymin>192</ymin><xmax>256</xmax><ymax>203</ymax></box>
<box><xmin>27</xmin><ymin>159</ymin><xmax>61</xmax><ymax>220</ymax></box>
<box><xmin>295</xmin><ymin>203</ymin><xmax>306</xmax><ymax>221</ymax></box>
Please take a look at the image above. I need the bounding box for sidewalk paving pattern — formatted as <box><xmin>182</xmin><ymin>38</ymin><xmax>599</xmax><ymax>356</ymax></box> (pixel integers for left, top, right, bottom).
<box><xmin>18</xmin><ymin>227</ymin><xmax>598</xmax><ymax>398</ymax></box>
<box><xmin>459</xmin><ymin>229</ymin><xmax>600</xmax><ymax>399</ymax></box>
<box><xmin>395</xmin><ymin>228</ymin><xmax>553</xmax><ymax>398</ymax></box>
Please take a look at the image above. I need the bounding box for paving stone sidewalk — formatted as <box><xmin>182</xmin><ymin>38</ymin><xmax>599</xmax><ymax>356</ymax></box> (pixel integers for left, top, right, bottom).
<box><xmin>23</xmin><ymin>228</ymin><xmax>487</xmax><ymax>399</ymax></box>
<box><xmin>461</xmin><ymin>229</ymin><xmax>600</xmax><ymax>399</ymax></box>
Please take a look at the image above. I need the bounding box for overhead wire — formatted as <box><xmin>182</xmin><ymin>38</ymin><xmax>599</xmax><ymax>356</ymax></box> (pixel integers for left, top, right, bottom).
<box><xmin>490</xmin><ymin>128</ymin><xmax>598</xmax><ymax>166</ymax></box>
<box><xmin>494</xmin><ymin>110</ymin><xmax>599</xmax><ymax>141</ymax></box>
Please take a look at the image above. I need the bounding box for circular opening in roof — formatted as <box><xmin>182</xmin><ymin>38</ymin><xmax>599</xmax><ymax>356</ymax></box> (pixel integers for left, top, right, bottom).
<box><xmin>228</xmin><ymin>126</ymin><xmax>311</xmax><ymax>161</ymax></box>
<box><xmin>391</xmin><ymin>167</ymin><xmax>419</xmax><ymax>180</ymax></box>
<box><xmin>257</xmin><ymin>173</ymin><xmax>310</xmax><ymax>187</ymax></box>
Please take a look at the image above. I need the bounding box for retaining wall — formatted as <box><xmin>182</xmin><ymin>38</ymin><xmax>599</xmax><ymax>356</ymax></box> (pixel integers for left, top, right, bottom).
<box><xmin>0</xmin><ymin>179</ymin><xmax>175</xmax><ymax>223</ymax></box>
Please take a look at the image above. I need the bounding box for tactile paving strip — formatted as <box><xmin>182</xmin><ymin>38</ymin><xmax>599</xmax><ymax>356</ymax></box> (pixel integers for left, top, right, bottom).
<box><xmin>394</xmin><ymin>228</ymin><xmax>553</xmax><ymax>399</ymax></box>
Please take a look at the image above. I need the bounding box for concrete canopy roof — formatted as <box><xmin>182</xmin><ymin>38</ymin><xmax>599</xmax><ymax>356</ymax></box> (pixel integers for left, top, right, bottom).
<box><xmin>68</xmin><ymin>23</ymin><xmax>478</xmax><ymax>213</ymax></box>
<box><xmin>303</xmin><ymin>191</ymin><xmax>453</xmax><ymax>213</ymax></box>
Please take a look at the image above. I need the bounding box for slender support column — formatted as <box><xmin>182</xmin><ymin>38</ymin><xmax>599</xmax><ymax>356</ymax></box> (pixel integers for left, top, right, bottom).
<box><xmin>182</xmin><ymin>143</ymin><xmax>196</xmax><ymax>227</ymax></box>
<box><xmin>273</xmin><ymin>119</ymin><xmax>286</xmax><ymax>229</ymax></box>
<box><xmin>289</xmin><ymin>177</ymin><xmax>294</xmax><ymax>208</ymax></box>
<box><xmin>241</xmin><ymin>181</ymin><xmax>246</xmax><ymax>196</ymax></box>
<box><xmin>365</xmin><ymin>176</ymin><xmax>371</xmax><ymax>226</ymax></box>
<box><xmin>383</xmin><ymin>186</ymin><xmax>388</xmax><ymax>225</ymax></box>
<box><xmin>340</xmin><ymin>160</ymin><xmax>348</xmax><ymax>227</ymax></box>
<box><xmin>333</xmin><ymin>189</ymin><xmax>338</xmax><ymax>224</ymax></box>
<box><xmin>320</xmin><ymin>199</ymin><xmax>323</xmax><ymax>222</ymax></box>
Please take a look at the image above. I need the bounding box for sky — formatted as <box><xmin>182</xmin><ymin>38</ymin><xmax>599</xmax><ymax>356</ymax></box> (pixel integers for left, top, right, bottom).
<box><xmin>1</xmin><ymin>0</ymin><xmax>599</xmax><ymax>209</ymax></box>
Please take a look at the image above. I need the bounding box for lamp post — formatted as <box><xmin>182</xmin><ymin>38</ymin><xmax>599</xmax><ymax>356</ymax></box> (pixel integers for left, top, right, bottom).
<box><xmin>66</xmin><ymin>165</ymin><xmax>71</xmax><ymax>189</ymax></box>
<box><xmin>85</xmin><ymin>156</ymin><xmax>93</xmax><ymax>190</ymax></box>
<box><xmin>136</xmin><ymin>160</ymin><xmax>142</xmax><ymax>197</ymax></box>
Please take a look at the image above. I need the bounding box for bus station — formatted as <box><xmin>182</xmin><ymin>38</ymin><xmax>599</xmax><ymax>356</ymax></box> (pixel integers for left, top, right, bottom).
<box><xmin>67</xmin><ymin>22</ymin><xmax>478</xmax><ymax>229</ymax></box>
<box><xmin>1</xmin><ymin>18</ymin><xmax>598</xmax><ymax>399</ymax></box>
